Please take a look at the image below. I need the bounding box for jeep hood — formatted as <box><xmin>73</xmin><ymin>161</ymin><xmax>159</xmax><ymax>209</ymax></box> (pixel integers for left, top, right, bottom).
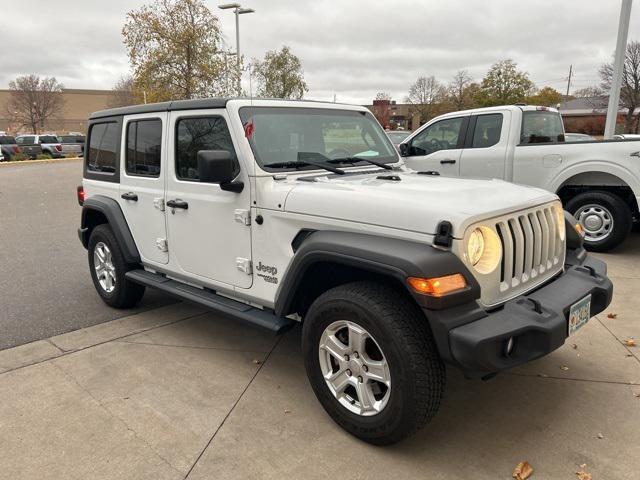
<box><xmin>283</xmin><ymin>171</ymin><xmax>557</xmax><ymax>237</ymax></box>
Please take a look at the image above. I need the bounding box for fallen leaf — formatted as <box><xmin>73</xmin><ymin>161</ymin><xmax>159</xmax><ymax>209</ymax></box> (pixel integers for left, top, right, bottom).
<box><xmin>576</xmin><ymin>465</ymin><xmax>592</xmax><ymax>480</ymax></box>
<box><xmin>596</xmin><ymin>433</ymin><xmax>604</xmax><ymax>439</ymax></box>
<box><xmin>512</xmin><ymin>461</ymin><xmax>534</xmax><ymax>480</ymax></box>
<box><xmin>284</xmin><ymin>409</ymin><xmax>291</xmax><ymax>414</ymax></box>
<box><xmin>633</xmin><ymin>392</ymin><xmax>640</xmax><ymax>398</ymax></box>
<box><xmin>572</xmin><ymin>344</ymin><xmax>578</xmax><ymax>350</ymax></box>
<box><xmin>607</xmin><ymin>313</ymin><xmax>618</xmax><ymax>319</ymax></box>
<box><xmin>624</xmin><ymin>339</ymin><xmax>636</xmax><ymax>347</ymax></box>
<box><xmin>560</xmin><ymin>365</ymin><xmax>570</xmax><ymax>371</ymax></box>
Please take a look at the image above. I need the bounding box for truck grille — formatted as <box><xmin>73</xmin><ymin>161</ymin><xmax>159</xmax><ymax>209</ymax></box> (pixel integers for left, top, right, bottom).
<box><xmin>495</xmin><ymin>205</ymin><xmax>565</xmax><ymax>298</ymax></box>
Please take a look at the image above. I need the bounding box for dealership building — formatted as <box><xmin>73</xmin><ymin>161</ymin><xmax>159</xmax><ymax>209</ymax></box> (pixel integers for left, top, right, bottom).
<box><xmin>0</xmin><ymin>88</ymin><xmax>114</xmax><ymax>134</ymax></box>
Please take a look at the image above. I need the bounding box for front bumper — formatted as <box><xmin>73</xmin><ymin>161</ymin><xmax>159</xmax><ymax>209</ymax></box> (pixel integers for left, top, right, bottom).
<box><xmin>426</xmin><ymin>253</ymin><xmax>613</xmax><ymax>377</ymax></box>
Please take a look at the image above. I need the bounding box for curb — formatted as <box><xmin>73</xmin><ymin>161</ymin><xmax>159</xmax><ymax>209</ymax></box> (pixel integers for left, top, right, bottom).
<box><xmin>0</xmin><ymin>157</ymin><xmax>82</xmax><ymax>168</ymax></box>
<box><xmin>0</xmin><ymin>303</ymin><xmax>206</xmax><ymax>375</ymax></box>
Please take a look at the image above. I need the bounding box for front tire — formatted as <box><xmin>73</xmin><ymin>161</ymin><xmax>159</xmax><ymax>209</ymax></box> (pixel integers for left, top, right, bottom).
<box><xmin>565</xmin><ymin>191</ymin><xmax>632</xmax><ymax>252</ymax></box>
<box><xmin>88</xmin><ymin>224</ymin><xmax>145</xmax><ymax>308</ymax></box>
<box><xmin>302</xmin><ymin>281</ymin><xmax>445</xmax><ymax>445</ymax></box>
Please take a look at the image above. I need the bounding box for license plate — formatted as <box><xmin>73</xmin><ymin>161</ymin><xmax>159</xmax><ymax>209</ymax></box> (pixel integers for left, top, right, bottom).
<box><xmin>568</xmin><ymin>294</ymin><xmax>591</xmax><ymax>336</ymax></box>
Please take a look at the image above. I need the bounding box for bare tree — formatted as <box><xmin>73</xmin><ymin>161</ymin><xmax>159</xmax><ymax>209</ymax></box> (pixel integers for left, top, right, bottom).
<box><xmin>447</xmin><ymin>70</ymin><xmax>474</xmax><ymax>110</ymax></box>
<box><xmin>406</xmin><ymin>76</ymin><xmax>446</xmax><ymax>124</ymax></box>
<box><xmin>375</xmin><ymin>92</ymin><xmax>391</xmax><ymax>101</ymax></box>
<box><xmin>108</xmin><ymin>75</ymin><xmax>138</xmax><ymax>108</ymax></box>
<box><xmin>573</xmin><ymin>86</ymin><xmax>605</xmax><ymax>98</ymax></box>
<box><xmin>600</xmin><ymin>40</ymin><xmax>640</xmax><ymax>133</ymax></box>
<box><xmin>7</xmin><ymin>75</ymin><xmax>64</xmax><ymax>133</ymax></box>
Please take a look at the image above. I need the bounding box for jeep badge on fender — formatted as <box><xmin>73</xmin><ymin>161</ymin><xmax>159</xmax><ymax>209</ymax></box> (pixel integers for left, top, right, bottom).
<box><xmin>77</xmin><ymin>98</ymin><xmax>613</xmax><ymax>445</ymax></box>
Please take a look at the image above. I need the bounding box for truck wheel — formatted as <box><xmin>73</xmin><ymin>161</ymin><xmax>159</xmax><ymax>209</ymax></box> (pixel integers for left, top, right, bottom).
<box><xmin>302</xmin><ymin>281</ymin><xmax>445</xmax><ymax>445</ymax></box>
<box><xmin>88</xmin><ymin>224</ymin><xmax>145</xmax><ymax>308</ymax></box>
<box><xmin>565</xmin><ymin>191</ymin><xmax>632</xmax><ymax>252</ymax></box>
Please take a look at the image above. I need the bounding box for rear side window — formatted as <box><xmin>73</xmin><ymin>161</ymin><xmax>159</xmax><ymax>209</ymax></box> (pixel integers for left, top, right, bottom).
<box><xmin>39</xmin><ymin>135</ymin><xmax>58</xmax><ymax>143</ymax></box>
<box><xmin>87</xmin><ymin>122</ymin><xmax>119</xmax><ymax>173</ymax></box>
<box><xmin>0</xmin><ymin>136</ymin><xmax>16</xmax><ymax>144</ymax></box>
<box><xmin>520</xmin><ymin>111</ymin><xmax>565</xmax><ymax>144</ymax></box>
<box><xmin>126</xmin><ymin>119</ymin><xmax>162</xmax><ymax>177</ymax></box>
<box><xmin>471</xmin><ymin>114</ymin><xmax>503</xmax><ymax>148</ymax></box>
<box><xmin>176</xmin><ymin>116</ymin><xmax>238</xmax><ymax>182</ymax></box>
<box><xmin>17</xmin><ymin>136</ymin><xmax>35</xmax><ymax>144</ymax></box>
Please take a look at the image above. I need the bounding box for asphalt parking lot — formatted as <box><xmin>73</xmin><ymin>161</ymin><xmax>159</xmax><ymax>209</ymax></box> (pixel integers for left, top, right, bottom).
<box><xmin>0</xmin><ymin>159</ymin><xmax>639</xmax><ymax>479</ymax></box>
<box><xmin>0</xmin><ymin>159</ymin><xmax>172</xmax><ymax>350</ymax></box>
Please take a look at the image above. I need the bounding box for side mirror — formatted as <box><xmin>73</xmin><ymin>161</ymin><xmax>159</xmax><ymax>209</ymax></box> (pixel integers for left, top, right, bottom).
<box><xmin>399</xmin><ymin>143</ymin><xmax>410</xmax><ymax>157</ymax></box>
<box><xmin>197</xmin><ymin>150</ymin><xmax>244</xmax><ymax>193</ymax></box>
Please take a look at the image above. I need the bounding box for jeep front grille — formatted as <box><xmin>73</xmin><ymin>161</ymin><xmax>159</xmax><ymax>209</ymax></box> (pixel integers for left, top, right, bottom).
<box><xmin>496</xmin><ymin>205</ymin><xmax>564</xmax><ymax>292</ymax></box>
<box><xmin>466</xmin><ymin>203</ymin><xmax>566</xmax><ymax>307</ymax></box>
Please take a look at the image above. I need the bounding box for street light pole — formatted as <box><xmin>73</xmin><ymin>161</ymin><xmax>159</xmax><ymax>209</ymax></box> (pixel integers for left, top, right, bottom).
<box><xmin>604</xmin><ymin>0</ymin><xmax>633</xmax><ymax>138</ymax></box>
<box><xmin>219</xmin><ymin>3</ymin><xmax>255</xmax><ymax>97</ymax></box>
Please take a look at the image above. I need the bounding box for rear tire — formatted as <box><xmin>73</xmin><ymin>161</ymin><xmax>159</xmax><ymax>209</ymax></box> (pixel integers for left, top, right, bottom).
<box><xmin>565</xmin><ymin>190</ymin><xmax>632</xmax><ymax>252</ymax></box>
<box><xmin>88</xmin><ymin>224</ymin><xmax>145</xmax><ymax>308</ymax></box>
<box><xmin>302</xmin><ymin>281</ymin><xmax>445</xmax><ymax>445</ymax></box>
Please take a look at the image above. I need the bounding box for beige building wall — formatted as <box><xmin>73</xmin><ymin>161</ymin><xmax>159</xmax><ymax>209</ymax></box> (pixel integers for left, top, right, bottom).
<box><xmin>0</xmin><ymin>88</ymin><xmax>115</xmax><ymax>134</ymax></box>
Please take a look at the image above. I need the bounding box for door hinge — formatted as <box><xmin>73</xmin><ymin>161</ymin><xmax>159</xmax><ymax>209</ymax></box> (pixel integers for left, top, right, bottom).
<box><xmin>154</xmin><ymin>198</ymin><xmax>166</xmax><ymax>212</ymax></box>
<box><xmin>234</xmin><ymin>209</ymin><xmax>251</xmax><ymax>226</ymax></box>
<box><xmin>156</xmin><ymin>238</ymin><xmax>168</xmax><ymax>252</ymax></box>
<box><xmin>236</xmin><ymin>257</ymin><xmax>252</xmax><ymax>275</ymax></box>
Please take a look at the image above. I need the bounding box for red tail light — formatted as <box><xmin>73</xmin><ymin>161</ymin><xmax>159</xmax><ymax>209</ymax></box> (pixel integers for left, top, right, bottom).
<box><xmin>13</xmin><ymin>146</ymin><xmax>20</xmax><ymax>154</ymax></box>
<box><xmin>55</xmin><ymin>144</ymin><xmax>62</xmax><ymax>152</ymax></box>
<box><xmin>77</xmin><ymin>186</ymin><xmax>85</xmax><ymax>206</ymax></box>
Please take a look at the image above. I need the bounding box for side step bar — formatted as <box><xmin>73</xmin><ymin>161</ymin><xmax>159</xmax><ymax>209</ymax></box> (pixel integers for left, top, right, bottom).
<box><xmin>125</xmin><ymin>269</ymin><xmax>295</xmax><ymax>335</ymax></box>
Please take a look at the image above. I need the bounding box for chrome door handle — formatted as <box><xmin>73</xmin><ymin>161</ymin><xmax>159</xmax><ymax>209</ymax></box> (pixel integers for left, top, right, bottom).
<box><xmin>631</xmin><ymin>151</ymin><xmax>640</xmax><ymax>158</ymax></box>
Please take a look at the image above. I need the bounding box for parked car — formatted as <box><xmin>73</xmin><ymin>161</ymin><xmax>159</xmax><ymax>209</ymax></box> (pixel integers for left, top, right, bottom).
<box><xmin>400</xmin><ymin>105</ymin><xmax>640</xmax><ymax>251</ymax></box>
<box><xmin>0</xmin><ymin>135</ymin><xmax>23</xmax><ymax>160</ymax></box>
<box><xmin>16</xmin><ymin>134</ymin><xmax>63</xmax><ymax>158</ymax></box>
<box><xmin>565</xmin><ymin>133</ymin><xmax>596</xmax><ymax>142</ymax></box>
<box><xmin>77</xmin><ymin>98</ymin><xmax>612</xmax><ymax>445</ymax></box>
<box><xmin>614</xmin><ymin>134</ymin><xmax>640</xmax><ymax>140</ymax></box>
<box><xmin>386</xmin><ymin>130</ymin><xmax>412</xmax><ymax>146</ymax></box>
<box><xmin>58</xmin><ymin>134</ymin><xmax>85</xmax><ymax>157</ymax></box>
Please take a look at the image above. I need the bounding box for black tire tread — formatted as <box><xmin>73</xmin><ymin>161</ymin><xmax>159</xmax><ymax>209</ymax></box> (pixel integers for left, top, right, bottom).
<box><xmin>303</xmin><ymin>281</ymin><xmax>445</xmax><ymax>445</ymax></box>
<box><xmin>565</xmin><ymin>190</ymin><xmax>632</xmax><ymax>252</ymax></box>
<box><xmin>88</xmin><ymin>224</ymin><xmax>145</xmax><ymax>308</ymax></box>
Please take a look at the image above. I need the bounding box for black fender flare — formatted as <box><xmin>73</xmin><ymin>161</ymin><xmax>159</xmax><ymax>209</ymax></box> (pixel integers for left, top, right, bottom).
<box><xmin>79</xmin><ymin>195</ymin><xmax>140</xmax><ymax>264</ymax></box>
<box><xmin>274</xmin><ymin>230</ymin><xmax>480</xmax><ymax>316</ymax></box>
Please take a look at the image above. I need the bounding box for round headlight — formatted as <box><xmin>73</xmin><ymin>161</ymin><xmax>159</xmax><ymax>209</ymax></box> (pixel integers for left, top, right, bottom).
<box><xmin>466</xmin><ymin>226</ymin><xmax>502</xmax><ymax>275</ymax></box>
<box><xmin>467</xmin><ymin>228</ymin><xmax>485</xmax><ymax>266</ymax></box>
<box><xmin>553</xmin><ymin>202</ymin><xmax>566</xmax><ymax>241</ymax></box>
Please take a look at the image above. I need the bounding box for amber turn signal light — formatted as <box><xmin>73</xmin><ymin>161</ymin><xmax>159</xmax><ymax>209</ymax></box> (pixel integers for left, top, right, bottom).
<box><xmin>574</xmin><ymin>222</ymin><xmax>585</xmax><ymax>237</ymax></box>
<box><xmin>407</xmin><ymin>274</ymin><xmax>467</xmax><ymax>297</ymax></box>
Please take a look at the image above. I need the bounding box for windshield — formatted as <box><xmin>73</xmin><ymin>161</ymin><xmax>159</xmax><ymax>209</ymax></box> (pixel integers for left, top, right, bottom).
<box><xmin>0</xmin><ymin>136</ymin><xmax>16</xmax><ymax>144</ymax></box>
<box><xmin>239</xmin><ymin>107</ymin><xmax>397</xmax><ymax>171</ymax></box>
<box><xmin>520</xmin><ymin>111</ymin><xmax>565</xmax><ymax>144</ymax></box>
<box><xmin>387</xmin><ymin>131</ymin><xmax>410</xmax><ymax>143</ymax></box>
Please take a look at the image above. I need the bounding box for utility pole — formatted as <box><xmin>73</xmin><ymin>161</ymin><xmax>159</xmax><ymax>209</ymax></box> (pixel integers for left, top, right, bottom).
<box><xmin>219</xmin><ymin>3</ymin><xmax>255</xmax><ymax>97</ymax></box>
<box><xmin>605</xmin><ymin>0</ymin><xmax>633</xmax><ymax>138</ymax></box>
<box><xmin>566</xmin><ymin>65</ymin><xmax>573</xmax><ymax>97</ymax></box>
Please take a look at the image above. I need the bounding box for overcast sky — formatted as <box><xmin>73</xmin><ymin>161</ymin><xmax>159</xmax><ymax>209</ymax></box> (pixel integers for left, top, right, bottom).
<box><xmin>2</xmin><ymin>0</ymin><xmax>639</xmax><ymax>104</ymax></box>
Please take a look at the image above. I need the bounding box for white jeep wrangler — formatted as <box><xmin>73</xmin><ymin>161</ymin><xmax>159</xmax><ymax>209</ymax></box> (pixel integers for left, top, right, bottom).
<box><xmin>78</xmin><ymin>98</ymin><xmax>613</xmax><ymax>445</ymax></box>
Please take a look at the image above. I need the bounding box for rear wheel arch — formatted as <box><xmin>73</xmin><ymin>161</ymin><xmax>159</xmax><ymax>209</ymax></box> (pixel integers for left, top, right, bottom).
<box><xmin>80</xmin><ymin>195</ymin><xmax>140</xmax><ymax>264</ymax></box>
<box><xmin>556</xmin><ymin>171</ymin><xmax>639</xmax><ymax>214</ymax></box>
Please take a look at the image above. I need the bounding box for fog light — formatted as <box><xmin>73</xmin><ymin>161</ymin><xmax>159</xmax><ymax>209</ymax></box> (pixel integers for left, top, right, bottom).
<box><xmin>504</xmin><ymin>337</ymin><xmax>515</xmax><ymax>357</ymax></box>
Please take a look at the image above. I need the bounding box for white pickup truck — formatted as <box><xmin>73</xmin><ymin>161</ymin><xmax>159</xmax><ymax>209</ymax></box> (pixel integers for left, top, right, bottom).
<box><xmin>400</xmin><ymin>105</ymin><xmax>640</xmax><ymax>251</ymax></box>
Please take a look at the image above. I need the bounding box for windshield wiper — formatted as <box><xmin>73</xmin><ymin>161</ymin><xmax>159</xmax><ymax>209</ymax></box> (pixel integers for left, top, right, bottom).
<box><xmin>327</xmin><ymin>156</ymin><xmax>393</xmax><ymax>170</ymax></box>
<box><xmin>263</xmin><ymin>157</ymin><xmax>345</xmax><ymax>175</ymax></box>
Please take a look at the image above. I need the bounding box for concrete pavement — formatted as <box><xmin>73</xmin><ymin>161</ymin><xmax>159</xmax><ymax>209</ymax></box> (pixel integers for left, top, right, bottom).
<box><xmin>0</xmin><ymin>245</ymin><xmax>638</xmax><ymax>479</ymax></box>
